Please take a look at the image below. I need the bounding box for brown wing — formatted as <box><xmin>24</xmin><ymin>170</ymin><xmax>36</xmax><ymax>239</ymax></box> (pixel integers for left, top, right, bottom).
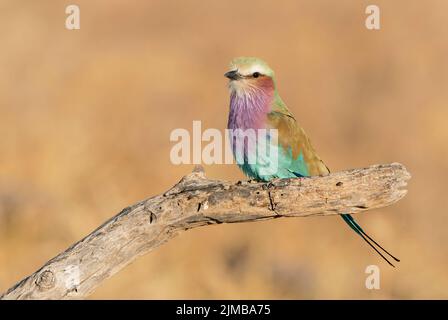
<box><xmin>266</xmin><ymin>109</ymin><xmax>330</xmax><ymax>176</ymax></box>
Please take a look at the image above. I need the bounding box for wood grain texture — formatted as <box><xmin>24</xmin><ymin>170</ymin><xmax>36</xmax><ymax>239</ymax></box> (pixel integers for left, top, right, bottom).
<box><xmin>0</xmin><ymin>163</ymin><xmax>410</xmax><ymax>300</ymax></box>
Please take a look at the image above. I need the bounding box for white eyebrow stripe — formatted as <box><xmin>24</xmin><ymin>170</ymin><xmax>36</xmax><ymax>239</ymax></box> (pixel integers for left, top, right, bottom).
<box><xmin>239</xmin><ymin>64</ymin><xmax>267</xmax><ymax>76</ymax></box>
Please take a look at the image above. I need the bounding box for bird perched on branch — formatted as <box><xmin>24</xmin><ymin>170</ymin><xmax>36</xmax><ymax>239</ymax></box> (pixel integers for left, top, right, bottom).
<box><xmin>225</xmin><ymin>57</ymin><xmax>400</xmax><ymax>267</ymax></box>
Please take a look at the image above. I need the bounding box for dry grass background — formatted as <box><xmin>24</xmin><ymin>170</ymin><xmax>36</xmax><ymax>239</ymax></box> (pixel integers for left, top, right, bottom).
<box><xmin>0</xmin><ymin>0</ymin><xmax>447</xmax><ymax>299</ymax></box>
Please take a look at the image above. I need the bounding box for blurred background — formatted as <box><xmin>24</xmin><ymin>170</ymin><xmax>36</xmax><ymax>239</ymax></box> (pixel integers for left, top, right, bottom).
<box><xmin>0</xmin><ymin>0</ymin><xmax>447</xmax><ymax>299</ymax></box>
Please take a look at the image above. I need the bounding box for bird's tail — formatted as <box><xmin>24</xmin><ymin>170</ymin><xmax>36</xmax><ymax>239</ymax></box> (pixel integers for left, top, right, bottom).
<box><xmin>341</xmin><ymin>214</ymin><xmax>400</xmax><ymax>267</ymax></box>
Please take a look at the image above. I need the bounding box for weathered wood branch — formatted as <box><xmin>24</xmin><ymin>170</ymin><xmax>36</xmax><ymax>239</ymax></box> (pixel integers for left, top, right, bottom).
<box><xmin>1</xmin><ymin>163</ymin><xmax>410</xmax><ymax>300</ymax></box>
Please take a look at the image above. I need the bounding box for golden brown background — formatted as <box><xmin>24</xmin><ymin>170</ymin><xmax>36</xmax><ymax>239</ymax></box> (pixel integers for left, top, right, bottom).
<box><xmin>0</xmin><ymin>0</ymin><xmax>447</xmax><ymax>299</ymax></box>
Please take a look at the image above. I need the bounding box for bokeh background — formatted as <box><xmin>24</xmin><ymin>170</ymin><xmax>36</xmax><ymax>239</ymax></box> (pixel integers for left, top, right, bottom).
<box><xmin>0</xmin><ymin>0</ymin><xmax>447</xmax><ymax>299</ymax></box>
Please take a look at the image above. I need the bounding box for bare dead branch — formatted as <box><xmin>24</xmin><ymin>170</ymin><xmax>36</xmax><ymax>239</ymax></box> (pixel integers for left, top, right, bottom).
<box><xmin>0</xmin><ymin>163</ymin><xmax>410</xmax><ymax>300</ymax></box>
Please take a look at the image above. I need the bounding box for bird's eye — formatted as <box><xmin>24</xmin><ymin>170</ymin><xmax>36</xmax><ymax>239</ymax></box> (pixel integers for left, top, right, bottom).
<box><xmin>252</xmin><ymin>72</ymin><xmax>261</xmax><ymax>78</ymax></box>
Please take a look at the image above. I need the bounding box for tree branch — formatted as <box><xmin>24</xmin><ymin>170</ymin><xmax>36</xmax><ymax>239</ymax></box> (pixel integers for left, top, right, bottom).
<box><xmin>0</xmin><ymin>163</ymin><xmax>410</xmax><ymax>300</ymax></box>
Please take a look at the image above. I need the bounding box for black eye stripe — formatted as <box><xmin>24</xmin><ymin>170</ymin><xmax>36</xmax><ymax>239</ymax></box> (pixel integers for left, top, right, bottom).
<box><xmin>242</xmin><ymin>72</ymin><xmax>263</xmax><ymax>79</ymax></box>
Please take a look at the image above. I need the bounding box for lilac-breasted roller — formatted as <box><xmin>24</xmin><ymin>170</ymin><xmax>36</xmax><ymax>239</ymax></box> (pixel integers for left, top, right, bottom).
<box><xmin>225</xmin><ymin>57</ymin><xmax>400</xmax><ymax>267</ymax></box>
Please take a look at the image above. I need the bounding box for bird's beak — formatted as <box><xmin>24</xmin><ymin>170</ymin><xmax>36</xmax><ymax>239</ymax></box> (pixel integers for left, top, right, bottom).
<box><xmin>224</xmin><ymin>70</ymin><xmax>241</xmax><ymax>80</ymax></box>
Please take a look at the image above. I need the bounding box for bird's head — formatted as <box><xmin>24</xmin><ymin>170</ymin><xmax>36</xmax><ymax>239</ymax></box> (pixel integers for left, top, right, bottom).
<box><xmin>225</xmin><ymin>57</ymin><xmax>276</xmax><ymax>96</ymax></box>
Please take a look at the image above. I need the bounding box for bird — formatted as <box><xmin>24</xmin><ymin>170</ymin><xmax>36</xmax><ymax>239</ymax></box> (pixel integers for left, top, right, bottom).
<box><xmin>225</xmin><ymin>57</ymin><xmax>400</xmax><ymax>267</ymax></box>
